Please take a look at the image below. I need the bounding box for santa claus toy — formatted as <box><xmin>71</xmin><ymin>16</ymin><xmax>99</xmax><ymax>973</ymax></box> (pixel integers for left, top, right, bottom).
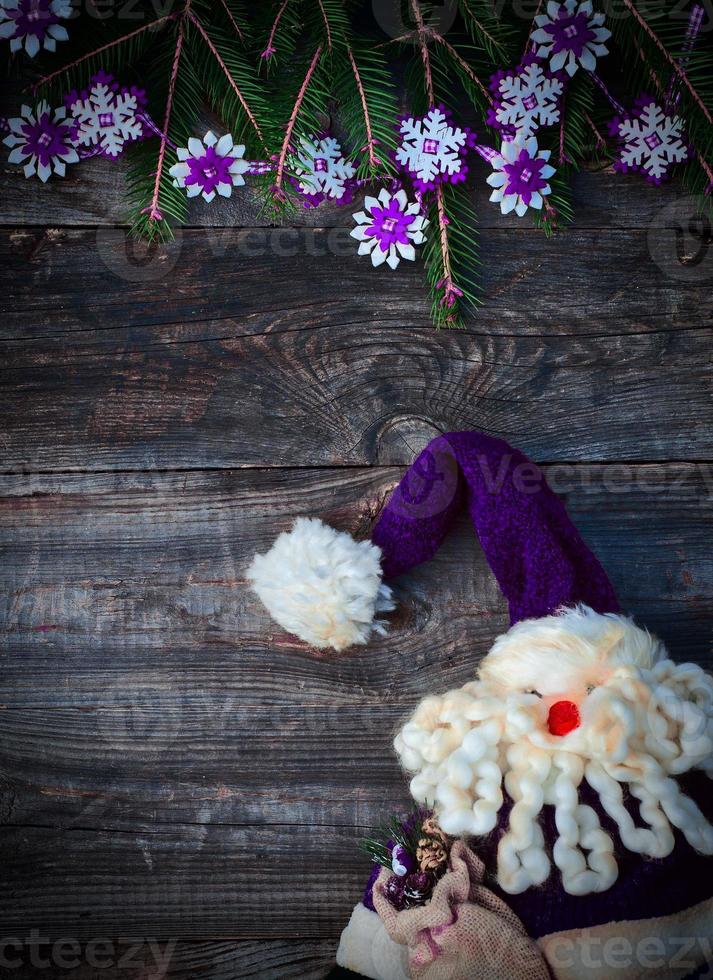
<box><xmin>249</xmin><ymin>431</ymin><xmax>713</xmax><ymax>979</ymax></box>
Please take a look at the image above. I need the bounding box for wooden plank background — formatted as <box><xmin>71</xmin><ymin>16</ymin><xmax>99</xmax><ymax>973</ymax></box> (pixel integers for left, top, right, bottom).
<box><xmin>1</xmin><ymin>96</ymin><xmax>713</xmax><ymax>978</ymax></box>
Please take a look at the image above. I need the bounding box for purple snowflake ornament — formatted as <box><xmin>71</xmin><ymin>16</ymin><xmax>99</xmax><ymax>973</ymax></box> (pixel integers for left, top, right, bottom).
<box><xmin>486</xmin><ymin>135</ymin><xmax>556</xmax><ymax>216</ymax></box>
<box><xmin>65</xmin><ymin>71</ymin><xmax>147</xmax><ymax>160</ymax></box>
<box><xmin>488</xmin><ymin>55</ymin><xmax>564</xmax><ymax>139</ymax></box>
<box><xmin>351</xmin><ymin>187</ymin><xmax>429</xmax><ymax>270</ymax></box>
<box><xmin>0</xmin><ymin>0</ymin><xmax>70</xmax><ymax>57</ymax></box>
<box><xmin>532</xmin><ymin>0</ymin><xmax>610</xmax><ymax>77</ymax></box>
<box><xmin>395</xmin><ymin>105</ymin><xmax>474</xmax><ymax>193</ymax></box>
<box><xmin>291</xmin><ymin>134</ymin><xmax>356</xmax><ymax>208</ymax></box>
<box><xmin>4</xmin><ymin>100</ymin><xmax>79</xmax><ymax>181</ymax></box>
<box><xmin>609</xmin><ymin>95</ymin><xmax>691</xmax><ymax>184</ymax></box>
<box><xmin>169</xmin><ymin>131</ymin><xmax>250</xmax><ymax>203</ymax></box>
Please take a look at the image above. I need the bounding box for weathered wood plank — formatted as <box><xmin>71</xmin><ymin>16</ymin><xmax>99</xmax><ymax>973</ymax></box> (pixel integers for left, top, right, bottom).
<box><xmin>0</xmin><ymin>822</ymin><xmax>378</xmax><ymax>939</ymax></box>
<box><xmin>1</xmin><ymin>324</ymin><xmax>710</xmax><ymax>469</ymax></box>
<box><xmin>1</xmin><ymin>234</ymin><xmax>711</xmax><ymax>470</ymax></box>
<box><xmin>0</xmin><ymin>940</ymin><xmax>336</xmax><ymax>980</ymax></box>
<box><xmin>0</xmin><ymin>701</ymin><xmax>411</xmax><ymax>830</ymax></box>
<box><xmin>2</xmin><ymin>223</ymin><xmax>708</xmax><ymax>343</ymax></box>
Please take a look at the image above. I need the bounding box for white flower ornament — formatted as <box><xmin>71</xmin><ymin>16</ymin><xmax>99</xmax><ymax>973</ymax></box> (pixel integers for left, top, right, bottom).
<box><xmin>169</xmin><ymin>130</ymin><xmax>249</xmax><ymax>203</ymax></box>
<box><xmin>486</xmin><ymin>136</ymin><xmax>556</xmax><ymax>217</ymax></box>
<box><xmin>532</xmin><ymin>0</ymin><xmax>610</xmax><ymax>77</ymax></box>
<box><xmin>4</xmin><ymin>101</ymin><xmax>79</xmax><ymax>181</ymax></box>
<box><xmin>0</xmin><ymin>0</ymin><xmax>70</xmax><ymax>57</ymax></box>
<box><xmin>351</xmin><ymin>188</ymin><xmax>429</xmax><ymax>270</ymax></box>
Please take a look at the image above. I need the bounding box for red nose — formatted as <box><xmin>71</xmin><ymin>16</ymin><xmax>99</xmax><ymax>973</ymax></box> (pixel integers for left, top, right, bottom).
<box><xmin>547</xmin><ymin>700</ymin><xmax>581</xmax><ymax>736</ymax></box>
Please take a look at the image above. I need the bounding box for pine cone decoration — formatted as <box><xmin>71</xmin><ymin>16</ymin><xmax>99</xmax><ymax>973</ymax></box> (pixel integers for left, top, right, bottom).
<box><xmin>421</xmin><ymin>817</ymin><xmax>448</xmax><ymax>845</ymax></box>
<box><xmin>417</xmin><ymin>836</ymin><xmax>447</xmax><ymax>872</ymax></box>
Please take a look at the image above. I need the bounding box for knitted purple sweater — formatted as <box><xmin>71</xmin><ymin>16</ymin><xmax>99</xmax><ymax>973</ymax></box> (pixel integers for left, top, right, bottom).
<box><xmin>363</xmin><ymin>772</ymin><xmax>713</xmax><ymax>937</ymax></box>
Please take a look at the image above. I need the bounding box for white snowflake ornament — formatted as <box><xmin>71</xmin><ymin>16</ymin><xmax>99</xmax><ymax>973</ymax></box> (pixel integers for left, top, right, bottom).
<box><xmin>66</xmin><ymin>72</ymin><xmax>146</xmax><ymax>160</ymax></box>
<box><xmin>486</xmin><ymin>136</ymin><xmax>556</xmax><ymax>217</ymax></box>
<box><xmin>0</xmin><ymin>0</ymin><xmax>70</xmax><ymax>58</ymax></box>
<box><xmin>610</xmin><ymin>97</ymin><xmax>690</xmax><ymax>184</ymax></box>
<box><xmin>351</xmin><ymin>188</ymin><xmax>429</xmax><ymax>270</ymax></box>
<box><xmin>395</xmin><ymin>105</ymin><xmax>473</xmax><ymax>192</ymax></box>
<box><xmin>4</xmin><ymin>100</ymin><xmax>78</xmax><ymax>181</ymax></box>
<box><xmin>489</xmin><ymin>58</ymin><xmax>564</xmax><ymax>138</ymax></box>
<box><xmin>291</xmin><ymin>134</ymin><xmax>356</xmax><ymax>207</ymax></box>
<box><xmin>532</xmin><ymin>0</ymin><xmax>610</xmax><ymax>77</ymax></box>
<box><xmin>169</xmin><ymin>131</ymin><xmax>249</xmax><ymax>203</ymax></box>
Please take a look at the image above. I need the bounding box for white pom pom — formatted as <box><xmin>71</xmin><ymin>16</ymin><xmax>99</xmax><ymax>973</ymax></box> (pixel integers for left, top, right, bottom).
<box><xmin>247</xmin><ymin>518</ymin><xmax>394</xmax><ymax>651</ymax></box>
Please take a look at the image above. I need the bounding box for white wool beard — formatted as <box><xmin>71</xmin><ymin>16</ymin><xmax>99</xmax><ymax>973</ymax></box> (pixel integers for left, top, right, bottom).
<box><xmin>394</xmin><ymin>610</ymin><xmax>713</xmax><ymax>897</ymax></box>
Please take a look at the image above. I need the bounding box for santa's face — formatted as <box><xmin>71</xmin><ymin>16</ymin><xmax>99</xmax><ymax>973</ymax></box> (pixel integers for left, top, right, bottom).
<box><xmin>394</xmin><ymin>606</ymin><xmax>713</xmax><ymax>896</ymax></box>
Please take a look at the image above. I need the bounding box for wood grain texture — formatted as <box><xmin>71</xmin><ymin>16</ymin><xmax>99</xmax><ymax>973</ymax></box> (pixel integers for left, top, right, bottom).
<box><xmin>0</xmin><ymin>940</ymin><xmax>336</xmax><ymax>980</ymax></box>
<box><xmin>3</xmin><ymin>220</ymin><xmax>709</xmax><ymax>342</ymax></box>
<box><xmin>1</xmin><ymin>221</ymin><xmax>711</xmax><ymax>470</ymax></box>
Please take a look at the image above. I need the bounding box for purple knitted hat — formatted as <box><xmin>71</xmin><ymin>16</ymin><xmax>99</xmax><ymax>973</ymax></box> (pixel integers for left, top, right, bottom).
<box><xmin>247</xmin><ymin>430</ymin><xmax>619</xmax><ymax>650</ymax></box>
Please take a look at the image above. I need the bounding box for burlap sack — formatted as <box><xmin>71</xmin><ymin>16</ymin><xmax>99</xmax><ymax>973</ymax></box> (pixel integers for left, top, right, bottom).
<box><xmin>372</xmin><ymin>840</ymin><xmax>551</xmax><ymax>980</ymax></box>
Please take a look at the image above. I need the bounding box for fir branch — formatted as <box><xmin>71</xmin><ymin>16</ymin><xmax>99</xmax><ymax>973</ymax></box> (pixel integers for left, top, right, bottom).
<box><xmin>584</xmin><ymin>111</ymin><xmax>606</xmax><ymax>153</ymax></box>
<box><xmin>271</xmin><ymin>44</ymin><xmax>324</xmax><ymax>202</ymax></box>
<box><xmin>348</xmin><ymin>46</ymin><xmax>377</xmax><ymax>167</ymax></box>
<box><xmin>431</xmin><ymin>33</ymin><xmax>492</xmax><ymax>105</ymax></box>
<box><xmin>187</xmin><ymin>11</ymin><xmax>266</xmax><ymax>149</ymax></box>
<box><xmin>334</xmin><ymin>40</ymin><xmax>398</xmax><ymax>178</ymax></box>
<box><xmin>457</xmin><ymin>0</ymin><xmax>511</xmax><ymax>62</ymax></box>
<box><xmin>316</xmin><ymin>0</ymin><xmax>333</xmax><ymax>51</ymax></box>
<box><xmin>30</xmin><ymin>11</ymin><xmax>177</xmax><ymax>93</ymax></box>
<box><xmin>142</xmin><ymin>12</ymin><xmax>186</xmax><ymax>228</ymax></box>
<box><xmin>423</xmin><ymin>183</ymin><xmax>481</xmax><ymax>327</ymax></box>
<box><xmin>620</xmin><ymin>0</ymin><xmax>711</xmax><ymax>123</ymax></box>
<box><xmin>409</xmin><ymin>0</ymin><xmax>435</xmax><ymax>104</ymax></box>
<box><xmin>216</xmin><ymin>0</ymin><xmax>244</xmax><ymax>42</ymax></box>
<box><xmin>558</xmin><ymin>109</ymin><xmax>571</xmax><ymax>167</ymax></box>
<box><xmin>305</xmin><ymin>0</ymin><xmax>349</xmax><ymax>52</ymax></box>
<box><xmin>632</xmin><ymin>32</ymin><xmax>664</xmax><ymax>96</ymax></box>
<box><xmin>434</xmin><ymin>185</ymin><xmax>458</xmax><ymax>316</ymax></box>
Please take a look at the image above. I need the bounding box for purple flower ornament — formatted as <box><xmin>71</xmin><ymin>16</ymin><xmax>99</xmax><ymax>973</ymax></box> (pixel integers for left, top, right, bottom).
<box><xmin>169</xmin><ymin>131</ymin><xmax>250</xmax><ymax>203</ymax></box>
<box><xmin>4</xmin><ymin>101</ymin><xmax>79</xmax><ymax>181</ymax></box>
<box><xmin>351</xmin><ymin>188</ymin><xmax>429</xmax><ymax>270</ymax></box>
<box><xmin>0</xmin><ymin>0</ymin><xmax>70</xmax><ymax>57</ymax></box>
<box><xmin>486</xmin><ymin>136</ymin><xmax>556</xmax><ymax>217</ymax></box>
<box><xmin>532</xmin><ymin>0</ymin><xmax>610</xmax><ymax>77</ymax></box>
